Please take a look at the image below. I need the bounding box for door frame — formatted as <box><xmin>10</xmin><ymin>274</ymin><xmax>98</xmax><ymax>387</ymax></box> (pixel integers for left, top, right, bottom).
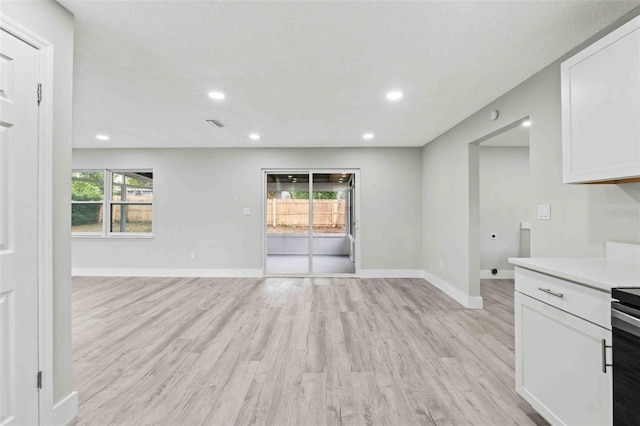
<box><xmin>0</xmin><ymin>15</ymin><xmax>55</xmax><ymax>424</ymax></box>
<box><xmin>261</xmin><ymin>168</ymin><xmax>361</xmax><ymax>277</ymax></box>
<box><xmin>467</xmin><ymin>116</ymin><xmax>530</xmax><ymax>306</ymax></box>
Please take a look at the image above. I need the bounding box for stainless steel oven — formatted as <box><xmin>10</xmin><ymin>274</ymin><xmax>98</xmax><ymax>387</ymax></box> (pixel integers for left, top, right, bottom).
<box><xmin>611</xmin><ymin>288</ymin><xmax>640</xmax><ymax>426</ymax></box>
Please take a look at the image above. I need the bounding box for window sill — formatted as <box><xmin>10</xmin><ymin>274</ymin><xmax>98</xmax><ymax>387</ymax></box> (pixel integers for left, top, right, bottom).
<box><xmin>267</xmin><ymin>233</ymin><xmax>348</xmax><ymax>237</ymax></box>
<box><xmin>72</xmin><ymin>233</ymin><xmax>154</xmax><ymax>239</ymax></box>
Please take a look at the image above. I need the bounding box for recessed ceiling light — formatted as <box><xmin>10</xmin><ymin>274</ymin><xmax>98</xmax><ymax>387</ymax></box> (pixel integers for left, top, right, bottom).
<box><xmin>249</xmin><ymin>133</ymin><xmax>260</xmax><ymax>140</ymax></box>
<box><xmin>363</xmin><ymin>133</ymin><xmax>374</xmax><ymax>140</ymax></box>
<box><xmin>96</xmin><ymin>134</ymin><xmax>110</xmax><ymax>141</ymax></box>
<box><xmin>208</xmin><ymin>91</ymin><xmax>225</xmax><ymax>100</ymax></box>
<box><xmin>386</xmin><ymin>91</ymin><xmax>403</xmax><ymax>101</ymax></box>
<box><xmin>522</xmin><ymin>120</ymin><xmax>532</xmax><ymax>127</ymax></box>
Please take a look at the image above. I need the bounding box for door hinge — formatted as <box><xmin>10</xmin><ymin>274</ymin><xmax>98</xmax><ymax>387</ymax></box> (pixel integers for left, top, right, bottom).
<box><xmin>36</xmin><ymin>371</ymin><xmax>42</xmax><ymax>390</ymax></box>
<box><xmin>37</xmin><ymin>83</ymin><xmax>42</xmax><ymax>105</ymax></box>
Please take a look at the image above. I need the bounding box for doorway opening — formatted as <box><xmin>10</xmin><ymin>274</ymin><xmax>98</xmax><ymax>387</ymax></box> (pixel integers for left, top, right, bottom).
<box><xmin>469</xmin><ymin>119</ymin><xmax>532</xmax><ymax>298</ymax></box>
<box><xmin>263</xmin><ymin>170</ymin><xmax>359</xmax><ymax>276</ymax></box>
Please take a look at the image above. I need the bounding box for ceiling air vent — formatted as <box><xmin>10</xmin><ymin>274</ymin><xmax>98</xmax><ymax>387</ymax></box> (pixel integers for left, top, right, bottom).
<box><xmin>205</xmin><ymin>118</ymin><xmax>226</xmax><ymax>128</ymax></box>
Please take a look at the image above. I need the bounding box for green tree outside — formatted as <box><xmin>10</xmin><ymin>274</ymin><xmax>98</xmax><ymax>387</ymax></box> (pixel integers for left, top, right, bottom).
<box><xmin>72</xmin><ymin>172</ymin><xmax>104</xmax><ymax>226</ymax></box>
<box><xmin>290</xmin><ymin>191</ymin><xmax>339</xmax><ymax>199</ymax></box>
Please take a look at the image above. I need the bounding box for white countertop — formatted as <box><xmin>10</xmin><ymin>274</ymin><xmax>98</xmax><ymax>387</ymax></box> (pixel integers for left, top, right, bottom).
<box><xmin>508</xmin><ymin>257</ymin><xmax>640</xmax><ymax>291</ymax></box>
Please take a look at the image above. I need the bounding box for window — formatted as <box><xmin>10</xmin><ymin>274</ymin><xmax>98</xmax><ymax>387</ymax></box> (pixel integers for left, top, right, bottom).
<box><xmin>71</xmin><ymin>171</ymin><xmax>105</xmax><ymax>233</ymax></box>
<box><xmin>71</xmin><ymin>169</ymin><xmax>153</xmax><ymax>237</ymax></box>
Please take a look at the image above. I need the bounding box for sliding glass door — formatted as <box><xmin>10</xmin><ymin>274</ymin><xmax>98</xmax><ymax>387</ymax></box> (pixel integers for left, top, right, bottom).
<box><xmin>264</xmin><ymin>170</ymin><xmax>358</xmax><ymax>276</ymax></box>
<box><xmin>311</xmin><ymin>173</ymin><xmax>354</xmax><ymax>274</ymax></box>
<box><xmin>265</xmin><ymin>172</ymin><xmax>311</xmax><ymax>275</ymax></box>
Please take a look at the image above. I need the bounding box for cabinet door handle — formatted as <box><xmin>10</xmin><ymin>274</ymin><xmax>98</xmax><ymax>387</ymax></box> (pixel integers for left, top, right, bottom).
<box><xmin>537</xmin><ymin>287</ymin><xmax>564</xmax><ymax>298</ymax></box>
<box><xmin>601</xmin><ymin>339</ymin><xmax>613</xmax><ymax>373</ymax></box>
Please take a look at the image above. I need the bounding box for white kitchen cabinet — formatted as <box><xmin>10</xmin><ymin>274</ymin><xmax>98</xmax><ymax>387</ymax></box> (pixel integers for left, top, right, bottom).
<box><xmin>561</xmin><ymin>15</ymin><xmax>640</xmax><ymax>184</ymax></box>
<box><xmin>514</xmin><ymin>267</ymin><xmax>613</xmax><ymax>426</ymax></box>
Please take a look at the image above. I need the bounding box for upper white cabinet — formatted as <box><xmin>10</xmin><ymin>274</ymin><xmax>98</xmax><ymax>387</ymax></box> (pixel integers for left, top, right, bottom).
<box><xmin>561</xmin><ymin>16</ymin><xmax>640</xmax><ymax>183</ymax></box>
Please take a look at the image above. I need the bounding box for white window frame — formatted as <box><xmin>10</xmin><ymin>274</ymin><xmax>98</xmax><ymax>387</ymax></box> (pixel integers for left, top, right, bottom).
<box><xmin>71</xmin><ymin>169</ymin><xmax>107</xmax><ymax>237</ymax></box>
<box><xmin>72</xmin><ymin>168</ymin><xmax>153</xmax><ymax>238</ymax></box>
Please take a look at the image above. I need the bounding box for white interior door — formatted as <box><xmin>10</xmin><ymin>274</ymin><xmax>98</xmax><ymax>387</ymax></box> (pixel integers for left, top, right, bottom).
<box><xmin>0</xmin><ymin>29</ymin><xmax>41</xmax><ymax>426</ymax></box>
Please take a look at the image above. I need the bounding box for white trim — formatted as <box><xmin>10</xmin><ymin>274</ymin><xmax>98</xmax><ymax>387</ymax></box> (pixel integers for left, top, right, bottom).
<box><xmin>0</xmin><ymin>15</ymin><xmax>59</xmax><ymax>426</ymax></box>
<box><xmin>479</xmin><ymin>269</ymin><xmax>515</xmax><ymax>279</ymax></box>
<box><xmin>71</xmin><ymin>268</ymin><xmax>263</xmax><ymax>278</ymax></box>
<box><xmin>0</xmin><ymin>15</ymin><xmax>50</xmax><ymax>48</ymax></box>
<box><xmin>353</xmin><ymin>172</ymin><xmax>361</xmax><ymax>276</ymax></box>
<box><xmin>72</xmin><ymin>233</ymin><xmax>154</xmax><ymax>239</ymax></box>
<box><xmin>52</xmin><ymin>391</ymin><xmax>78</xmax><ymax>426</ymax></box>
<box><xmin>308</xmin><ymin>172</ymin><xmax>313</xmax><ymax>274</ymax></box>
<box><xmin>359</xmin><ymin>269</ymin><xmax>424</xmax><ymax>278</ymax></box>
<box><xmin>423</xmin><ymin>270</ymin><xmax>483</xmax><ymax>309</ymax></box>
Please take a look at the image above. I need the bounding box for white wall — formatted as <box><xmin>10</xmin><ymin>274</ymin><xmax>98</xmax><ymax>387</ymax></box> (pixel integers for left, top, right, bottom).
<box><xmin>1</xmin><ymin>0</ymin><xmax>75</xmax><ymax>410</ymax></box>
<box><xmin>72</xmin><ymin>147</ymin><xmax>423</xmax><ymax>275</ymax></box>
<box><xmin>479</xmin><ymin>146</ymin><xmax>531</xmax><ymax>273</ymax></box>
<box><xmin>422</xmin><ymin>8</ymin><xmax>640</xmax><ymax>302</ymax></box>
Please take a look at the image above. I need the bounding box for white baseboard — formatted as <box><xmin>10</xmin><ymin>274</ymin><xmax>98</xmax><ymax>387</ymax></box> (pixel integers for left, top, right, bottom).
<box><xmin>359</xmin><ymin>269</ymin><xmax>424</xmax><ymax>278</ymax></box>
<box><xmin>422</xmin><ymin>270</ymin><xmax>483</xmax><ymax>309</ymax></box>
<box><xmin>479</xmin><ymin>269</ymin><xmax>515</xmax><ymax>279</ymax></box>
<box><xmin>71</xmin><ymin>268</ymin><xmax>263</xmax><ymax>278</ymax></box>
<box><xmin>53</xmin><ymin>391</ymin><xmax>77</xmax><ymax>426</ymax></box>
<box><xmin>72</xmin><ymin>268</ymin><xmax>427</xmax><ymax>279</ymax></box>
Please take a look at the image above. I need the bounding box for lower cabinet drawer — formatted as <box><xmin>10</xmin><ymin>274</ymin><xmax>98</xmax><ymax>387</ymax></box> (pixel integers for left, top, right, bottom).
<box><xmin>514</xmin><ymin>266</ymin><xmax>610</xmax><ymax>329</ymax></box>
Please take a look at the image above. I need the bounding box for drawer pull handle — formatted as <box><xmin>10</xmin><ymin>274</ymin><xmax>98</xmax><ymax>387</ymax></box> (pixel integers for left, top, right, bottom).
<box><xmin>537</xmin><ymin>287</ymin><xmax>564</xmax><ymax>298</ymax></box>
<box><xmin>601</xmin><ymin>339</ymin><xmax>612</xmax><ymax>373</ymax></box>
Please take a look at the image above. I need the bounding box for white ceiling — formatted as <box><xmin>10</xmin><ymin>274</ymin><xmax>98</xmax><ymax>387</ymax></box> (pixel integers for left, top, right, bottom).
<box><xmin>58</xmin><ymin>0</ymin><xmax>639</xmax><ymax>149</ymax></box>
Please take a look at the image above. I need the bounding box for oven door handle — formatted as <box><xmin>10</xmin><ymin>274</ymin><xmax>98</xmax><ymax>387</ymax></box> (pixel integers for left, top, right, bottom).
<box><xmin>612</xmin><ymin>308</ymin><xmax>640</xmax><ymax>338</ymax></box>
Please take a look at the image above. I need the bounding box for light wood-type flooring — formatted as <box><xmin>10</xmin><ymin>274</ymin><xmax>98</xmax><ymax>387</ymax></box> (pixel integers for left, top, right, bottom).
<box><xmin>72</xmin><ymin>277</ymin><xmax>548</xmax><ymax>425</ymax></box>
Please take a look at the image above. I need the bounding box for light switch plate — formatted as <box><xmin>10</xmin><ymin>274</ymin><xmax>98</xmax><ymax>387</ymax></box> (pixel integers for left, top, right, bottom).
<box><xmin>242</xmin><ymin>208</ymin><xmax>251</xmax><ymax>216</ymax></box>
<box><xmin>537</xmin><ymin>204</ymin><xmax>551</xmax><ymax>220</ymax></box>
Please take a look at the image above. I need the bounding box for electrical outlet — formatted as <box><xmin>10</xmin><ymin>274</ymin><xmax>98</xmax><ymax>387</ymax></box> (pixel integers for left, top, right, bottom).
<box><xmin>190</xmin><ymin>251</ymin><xmax>196</xmax><ymax>259</ymax></box>
<box><xmin>440</xmin><ymin>260</ymin><xmax>444</xmax><ymax>269</ymax></box>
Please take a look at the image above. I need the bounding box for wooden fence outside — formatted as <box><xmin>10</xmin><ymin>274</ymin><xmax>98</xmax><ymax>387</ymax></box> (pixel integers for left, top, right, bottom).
<box><xmin>96</xmin><ymin>195</ymin><xmax>153</xmax><ymax>222</ymax></box>
<box><xmin>99</xmin><ymin>198</ymin><xmax>342</xmax><ymax>226</ymax></box>
<box><xmin>111</xmin><ymin>204</ymin><xmax>152</xmax><ymax>222</ymax></box>
<box><xmin>266</xmin><ymin>199</ymin><xmax>346</xmax><ymax>227</ymax></box>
